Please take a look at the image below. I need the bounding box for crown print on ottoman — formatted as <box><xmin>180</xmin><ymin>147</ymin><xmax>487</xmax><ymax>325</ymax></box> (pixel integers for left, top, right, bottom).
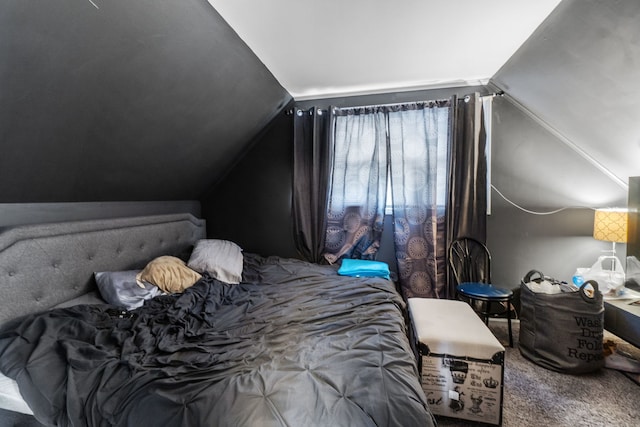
<box><xmin>449</xmin><ymin>360</ymin><xmax>469</xmax><ymax>384</ymax></box>
<box><xmin>483</xmin><ymin>377</ymin><xmax>499</xmax><ymax>389</ymax></box>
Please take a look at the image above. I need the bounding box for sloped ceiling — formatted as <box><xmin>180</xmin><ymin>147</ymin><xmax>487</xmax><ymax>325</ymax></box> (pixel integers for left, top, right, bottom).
<box><xmin>208</xmin><ymin>0</ymin><xmax>562</xmax><ymax>100</ymax></box>
<box><xmin>212</xmin><ymin>0</ymin><xmax>639</xmax><ymax>189</ymax></box>
<box><xmin>3</xmin><ymin>0</ymin><xmax>637</xmax><ymax>205</ymax></box>
<box><xmin>492</xmin><ymin>0</ymin><xmax>640</xmax><ymax>188</ymax></box>
<box><xmin>0</xmin><ymin>0</ymin><xmax>290</xmax><ymax>202</ymax></box>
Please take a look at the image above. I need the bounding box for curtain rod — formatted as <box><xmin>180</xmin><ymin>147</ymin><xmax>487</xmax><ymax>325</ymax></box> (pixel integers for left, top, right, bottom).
<box><xmin>285</xmin><ymin>107</ymin><xmax>328</xmax><ymax>116</ymax></box>
<box><xmin>285</xmin><ymin>91</ymin><xmax>504</xmax><ymax>115</ymax></box>
<box><xmin>480</xmin><ymin>91</ymin><xmax>504</xmax><ymax>99</ymax></box>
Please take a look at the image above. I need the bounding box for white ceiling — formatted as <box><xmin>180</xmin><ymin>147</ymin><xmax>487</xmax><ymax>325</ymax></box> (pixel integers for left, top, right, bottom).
<box><xmin>207</xmin><ymin>0</ymin><xmax>562</xmax><ymax>100</ymax></box>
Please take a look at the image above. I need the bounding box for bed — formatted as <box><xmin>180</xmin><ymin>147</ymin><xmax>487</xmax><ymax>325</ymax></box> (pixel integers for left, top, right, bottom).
<box><xmin>0</xmin><ymin>214</ymin><xmax>434</xmax><ymax>426</ymax></box>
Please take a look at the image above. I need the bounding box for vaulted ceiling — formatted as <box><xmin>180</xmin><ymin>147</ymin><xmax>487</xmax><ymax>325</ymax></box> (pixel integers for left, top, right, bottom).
<box><xmin>210</xmin><ymin>0</ymin><xmax>639</xmax><ymax>188</ymax></box>
<box><xmin>208</xmin><ymin>0</ymin><xmax>562</xmax><ymax>100</ymax></box>
<box><xmin>1</xmin><ymin>0</ymin><xmax>638</xmax><ymax>204</ymax></box>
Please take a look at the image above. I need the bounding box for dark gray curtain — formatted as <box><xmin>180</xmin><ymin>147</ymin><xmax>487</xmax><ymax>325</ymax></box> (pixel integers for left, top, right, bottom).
<box><xmin>445</xmin><ymin>93</ymin><xmax>488</xmax><ymax>298</ymax></box>
<box><xmin>292</xmin><ymin>107</ymin><xmax>331</xmax><ymax>263</ymax></box>
<box><xmin>322</xmin><ymin>107</ymin><xmax>388</xmax><ymax>264</ymax></box>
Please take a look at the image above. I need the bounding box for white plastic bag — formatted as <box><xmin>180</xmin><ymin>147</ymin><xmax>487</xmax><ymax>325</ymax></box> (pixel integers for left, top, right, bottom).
<box><xmin>522</xmin><ymin>270</ymin><xmax>562</xmax><ymax>294</ymax></box>
<box><xmin>573</xmin><ymin>255</ymin><xmax>625</xmax><ymax>296</ymax></box>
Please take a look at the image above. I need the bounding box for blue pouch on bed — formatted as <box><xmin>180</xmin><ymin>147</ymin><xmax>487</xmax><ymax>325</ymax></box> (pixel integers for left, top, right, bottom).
<box><xmin>338</xmin><ymin>259</ymin><xmax>391</xmax><ymax>280</ymax></box>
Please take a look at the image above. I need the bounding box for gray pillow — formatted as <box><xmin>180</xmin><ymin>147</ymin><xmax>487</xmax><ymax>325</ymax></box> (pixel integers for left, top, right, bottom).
<box><xmin>187</xmin><ymin>239</ymin><xmax>243</xmax><ymax>284</ymax></box>
<box><xmin>94</xmin><ymin>270</ymin><xmax>162</xmax><ymax>310</ymax></box>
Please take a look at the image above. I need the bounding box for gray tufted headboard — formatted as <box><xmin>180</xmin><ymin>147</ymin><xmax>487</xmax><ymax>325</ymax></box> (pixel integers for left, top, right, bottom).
<box><xmin>0</xmin><ymin>213</ymin><xmax>206</xmax><ymax>325</ymax></box>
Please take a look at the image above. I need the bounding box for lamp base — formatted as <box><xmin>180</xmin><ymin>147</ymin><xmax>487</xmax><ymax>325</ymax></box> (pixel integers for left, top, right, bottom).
<box><xmin>601</xmin><ymin>254</ymin><xmax>624</xmax><ymax>272</ymax></box>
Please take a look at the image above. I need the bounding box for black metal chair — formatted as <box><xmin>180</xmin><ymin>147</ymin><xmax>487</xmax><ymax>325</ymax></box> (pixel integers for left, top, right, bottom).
<box><xmin>448</xmin><ymin>237</ymin><xmax>514</xmax><ymax>347</ymax></box>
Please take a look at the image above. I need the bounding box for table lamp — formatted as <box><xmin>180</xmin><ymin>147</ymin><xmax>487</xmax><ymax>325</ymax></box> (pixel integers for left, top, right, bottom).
<box><xmin>593</xmin><ymin>208</ymin><xmax>628</xmax><ymax>272</ymax></box>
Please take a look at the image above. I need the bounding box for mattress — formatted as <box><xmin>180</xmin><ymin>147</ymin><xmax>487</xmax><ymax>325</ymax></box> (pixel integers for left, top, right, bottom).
<box><xmin>0</xmin><ymin>373</ymin><xmax>32</xmax><ymax>415</ymax></box>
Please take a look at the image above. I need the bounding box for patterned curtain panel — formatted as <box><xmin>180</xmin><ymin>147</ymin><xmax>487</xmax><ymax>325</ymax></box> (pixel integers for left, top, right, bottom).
<box><xmin>388</xmin><ymin>101</ymin><xmax>451</xmax><ymax>298</ymax></box>
<box><xmin>323</xmin><ymin>107</ymin><xmax>388</xmax><ymax>264</ymax></box>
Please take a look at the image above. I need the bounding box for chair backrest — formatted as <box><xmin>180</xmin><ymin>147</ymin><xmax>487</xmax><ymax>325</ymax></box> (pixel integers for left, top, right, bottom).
<box><xmin>448</xmin><ymin>237</ymin><xmax>492</xmax><ymax>285</ymax></box>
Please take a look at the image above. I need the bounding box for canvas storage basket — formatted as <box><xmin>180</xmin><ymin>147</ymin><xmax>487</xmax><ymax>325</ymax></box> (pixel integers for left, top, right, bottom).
<box><xmin>519</xmin><ymin>270</ymin><xmax>604</xmax><ymax>374</ymax></box>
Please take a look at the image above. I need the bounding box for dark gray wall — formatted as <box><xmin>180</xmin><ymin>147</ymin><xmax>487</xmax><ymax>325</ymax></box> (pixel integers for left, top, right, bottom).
<box><xmin>488</xmin><ymin>94</ymin><xmax>627</xmax><ymax>287</ymax></box>
<box><xmin>0</xmin><ymin>200</ymin><xmax>200</xmax><ymax>229</ymax></box>
<box><xmin>201</xmin><ymin>108</ymin><xmax>298</xmax><ymax>258</ymax></box>
<box><xmin>293</xmin><ymin>86</ymin><xmax>485</xmax><ymax>112</ymax></box>
<box><xmin>492</xmin><ymin>0</ymin><xmax>640</xmax><ymax>188</ymax></box>
<box><xmin>0</xmin><ymin>0</ymin><xmax>290</xmax><ymax>203</ymax></box>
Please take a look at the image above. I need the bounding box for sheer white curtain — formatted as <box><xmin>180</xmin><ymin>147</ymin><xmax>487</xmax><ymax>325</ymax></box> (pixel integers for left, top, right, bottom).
<box><xmin>323</xmin><ymin>107</ymin><xmax>388</xmax><ymax>263</ymax></box>
<box><xmin>322</xmin><ymin>101</ymin><xmax>452</xmax><ymax>299</ymax></box>
<box><xmin>387</xmin><ymin>101</ymin><xmax>450</xmax><ymax>298</ymax></box>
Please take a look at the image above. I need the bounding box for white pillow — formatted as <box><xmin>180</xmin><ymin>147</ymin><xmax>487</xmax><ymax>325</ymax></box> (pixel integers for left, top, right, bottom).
<box><xmin>187</xmin><ymin>239</ymin><xmax>243</xmax><ymax>284</ymax></box>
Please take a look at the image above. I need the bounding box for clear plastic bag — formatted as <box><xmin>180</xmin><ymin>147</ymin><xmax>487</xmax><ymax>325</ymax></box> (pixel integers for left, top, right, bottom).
<box><xmin>573</xmin><ymin>255</ymin><xmax>625</xmax><ymax>297</ymax></box>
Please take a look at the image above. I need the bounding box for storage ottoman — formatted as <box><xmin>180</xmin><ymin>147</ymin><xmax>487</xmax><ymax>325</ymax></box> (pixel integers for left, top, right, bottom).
<box><xmin>408</xmin><ymin>298</ymin><xmax>505</xmax><ymax>426</ymax></box>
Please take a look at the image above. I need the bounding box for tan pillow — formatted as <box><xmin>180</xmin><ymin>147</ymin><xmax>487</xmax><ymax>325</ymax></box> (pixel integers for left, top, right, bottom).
<box><xmin>136</xmin><ymin>256</ymin><xmax>202</xmax><ymax>293</ymax></box>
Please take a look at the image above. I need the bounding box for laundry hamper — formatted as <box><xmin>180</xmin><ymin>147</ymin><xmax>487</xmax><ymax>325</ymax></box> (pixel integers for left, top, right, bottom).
<box><xmin>519</xmin><ymin>270</ymin><xmax>604</xmax><ymax>374</ymax></box>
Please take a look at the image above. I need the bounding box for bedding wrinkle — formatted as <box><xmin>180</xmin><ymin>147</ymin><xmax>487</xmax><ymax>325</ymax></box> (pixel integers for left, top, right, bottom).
<box><xmin>0</xmin><ymin>255</ymin><xmax>434</xmax><ymax>427</ymax></box>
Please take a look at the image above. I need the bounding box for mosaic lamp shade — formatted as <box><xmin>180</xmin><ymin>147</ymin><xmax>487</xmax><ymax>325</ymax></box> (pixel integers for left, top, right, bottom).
<box><xmin>593</xmin><ymin>209</ymin><xmax>628</xmax><ymax>243</ymax></box>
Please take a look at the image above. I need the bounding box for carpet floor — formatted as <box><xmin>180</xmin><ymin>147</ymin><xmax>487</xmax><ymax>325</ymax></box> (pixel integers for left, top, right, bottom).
<box><xmin>435</xmin><ymin>320</ymin><xmax>640</xmax><ymax>427</ymax></box>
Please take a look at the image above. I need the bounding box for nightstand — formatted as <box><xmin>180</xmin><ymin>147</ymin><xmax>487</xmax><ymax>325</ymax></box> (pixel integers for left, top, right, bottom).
<box><xmin>604</xmin><ymin>293</ymin><xmax>640</xmax><ymax>348</ymax></box>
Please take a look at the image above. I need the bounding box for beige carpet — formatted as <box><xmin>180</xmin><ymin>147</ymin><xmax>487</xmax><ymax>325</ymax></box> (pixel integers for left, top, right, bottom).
<box><xmin>435</xmin><ymin>320</ymin><xmax>640</xmax><ymax>427</ymax></box>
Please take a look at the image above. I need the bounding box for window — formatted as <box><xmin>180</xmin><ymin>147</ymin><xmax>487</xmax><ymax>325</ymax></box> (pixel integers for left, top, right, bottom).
<box><xmin>384</xmin><ymin>105</ymin><xmax>450</xmax><ymax>214</ymax></box>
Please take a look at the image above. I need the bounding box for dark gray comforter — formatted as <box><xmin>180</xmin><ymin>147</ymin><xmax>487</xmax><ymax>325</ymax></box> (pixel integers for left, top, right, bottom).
<box><xmin>0</xmin><ymin>255</ymin><xmax>434</xmax><ymax>427</ymax></box>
